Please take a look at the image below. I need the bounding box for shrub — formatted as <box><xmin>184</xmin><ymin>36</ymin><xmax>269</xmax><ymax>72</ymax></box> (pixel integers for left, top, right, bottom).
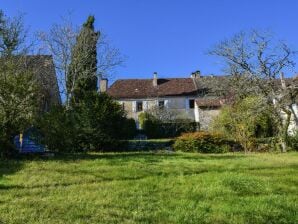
<box><xmin>120</xmin><ymin>118</ymin><xmax>137</xmax><ymax>139</ymax></box>
<box><xmin>37</xmin><ymin>106</ymin><xmax>82</xmax><ymax>152</ymax></box>
<box><xmin>160</xmin><ymin>121</ymin><xmax>198</xmax><ymax>137</ymax></box>
<box><xmin>38</xmin><ymin>92</ymin><xmax>135</xmax><ymax>152</ymax></box>
<box><xmin>138</xmin><ymin>112</ymin><xmax>198</xmax><ymax>139</ymax></box>
<box><xmin>138</xmin><ymin>112</ymin><xmax>162</xmax><ymax>138</ymax></box>
<box><xmin>0</xmin><ymin>60</ymin><xmax>39</xmax><ymax>158</ymax></box>
<box><xmin>212</xmin><ymin>96</ymin><xmax>277</xmax><ymax>152</ymax></box>
<box><xmin>173</xmin><ymin>131</ymin><xmax>232</xmax><ymax>153</ymax></box>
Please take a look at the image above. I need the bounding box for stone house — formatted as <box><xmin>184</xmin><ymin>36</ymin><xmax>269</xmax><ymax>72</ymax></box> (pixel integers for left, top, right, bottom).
<box><xmin>102</xmin><ymin>71</ymin><xmax>298</xmax><ymax>133</ymax></box>
<box><xmin>104</xmin><ymin>72</ymin><xmax>226</xmax><ymax>129</ymax></box>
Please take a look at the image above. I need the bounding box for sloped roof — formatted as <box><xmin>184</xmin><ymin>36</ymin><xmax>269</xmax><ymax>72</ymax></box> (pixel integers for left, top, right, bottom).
<box><xmin>107</xmin><ymin>75</ymin><xmax>298</xmax><ymax>104</ymax></box>
<box><xmin>107</xmin><ymin>78</ymin><xmax>199</xmax><ymax>99</ymax></box>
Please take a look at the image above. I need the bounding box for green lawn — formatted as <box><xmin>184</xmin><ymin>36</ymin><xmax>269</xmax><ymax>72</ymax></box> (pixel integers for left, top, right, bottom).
<box><xmin>0</xmin><ymin>152</ymin><xmax>297</xmax><ymax>224</ymax></box>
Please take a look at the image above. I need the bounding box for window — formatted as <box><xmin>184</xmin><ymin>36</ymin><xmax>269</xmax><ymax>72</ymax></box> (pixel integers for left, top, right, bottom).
<box><xmin>137</xmin><ymin>101</ymin><xmax>143</xmax><ymax>112</ymax></box>
<box><xmin>158</xmin><ymin>100</ymin><xmax>165</xmax><ymax>108</ymax></box>
<box><xmin>189</xmin><ymin>99</ymin><xmax>195</xmax><ymax>109</ymax></box>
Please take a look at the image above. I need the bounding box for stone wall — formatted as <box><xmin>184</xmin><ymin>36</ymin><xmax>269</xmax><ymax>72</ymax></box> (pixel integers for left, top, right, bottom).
<box><xmin>125</xmin><ymin>139</ymin><xmax>174</xmax><ymax>151</ymax></box>
<box><xmin>117</xmin><ymin>97</ymin><xmax>196</xmax><ymax>121</ymax></box>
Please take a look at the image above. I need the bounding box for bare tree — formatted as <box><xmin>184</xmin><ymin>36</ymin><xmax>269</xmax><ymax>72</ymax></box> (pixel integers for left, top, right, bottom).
<box><xmin>37</xmin><ymin>16</ymin><xmax>77</xmax><ymax>105</ymax></box>
<box><xmin>38</xmin><ymin>15</ymin><xmax>124</xmax><ymax>105</ymax></box>
<box><xmin>209</xmin><ymin>30</ymin><xmax>298</xmax><ymax>152</ymax></box>
<box><xmin>0</xmin><ymin>11</ymin><xmax>33</xmax><ymax>56</ymax></box>
<box><xmin>97</xmin><ymin>32</ymin><xmax>124</xmax><ymax>79</ymax></box>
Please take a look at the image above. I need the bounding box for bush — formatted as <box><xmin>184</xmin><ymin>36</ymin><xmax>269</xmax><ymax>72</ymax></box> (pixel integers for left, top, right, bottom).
<box><xmin>0</xmin><ymin>59</ymin><xmax>39</xmax><ymax>158</ymax></box>
<box><xmin>173</xmin><ymin>131</ymin><xmax>233</xmax><ymax>153</ymax></box>
<box><xmin>120</xmin><ymin>118</ymin><xmax>137</xmax><ymax>139</ymax></box>
<box><xmin>38</xmin><ymin>92</ymin><xmax>135</xmax><ymax>152</ymax></box>
<box><xmin>138</xmin><ymin>112</ymin><xmax>198</xmax><ymax>138</ymax></box>
<box><xmin>160</xmin><ymin>121</ymin><xmax>198</xmax><ymax>137</ymax></box>
<box><xmin>37</xmin><ymin>106</ymin><xmax>82</xmax><ymax>152</ymax></box>
<box><xmin>212</xmin><ymin>96</ymin><xmax>277</xmax><ymax>152</ymax></box>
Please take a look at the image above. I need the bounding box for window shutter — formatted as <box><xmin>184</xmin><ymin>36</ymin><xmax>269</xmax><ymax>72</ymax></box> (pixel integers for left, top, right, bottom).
<box><xmin>185</xmin><ymin>99</ymin><xmax>189</xmax><ymax>109</ymax></box>
<box><xmin>164</xmin><ymin>100</ymin><xmax>169</xmax><ymax>108</ymax></box>
<box><xmin>132</xmin><ymin>101</ymin><xmax>137</xmax><ymax>112</ymax></box>
<box><xmin>143</xmin><ymin>101</ymin><xmax>148</xmax><ymax>110</ymax></box>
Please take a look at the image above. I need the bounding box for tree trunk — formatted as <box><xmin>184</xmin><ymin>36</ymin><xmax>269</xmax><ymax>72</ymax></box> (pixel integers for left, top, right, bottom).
<box><xmin>279</xmin><ymin>108</ymin><xmax>292</xmax><ymax>153</ymax></box>
<box><xmin>279</xmin><ymin>137</ymin><xmax>287</xmax><ymax>153</ymax></box>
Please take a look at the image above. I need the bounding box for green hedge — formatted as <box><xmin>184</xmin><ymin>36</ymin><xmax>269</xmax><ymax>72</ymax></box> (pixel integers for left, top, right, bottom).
<box><xmin>173</xmin><ymin>131</ymin><xmax>234</xmax><ymax>153</ymax></box>
<box><xmin>143</xmin><ymin>120</ymin><xmax>198</xmax><ymax>139</ymax></box>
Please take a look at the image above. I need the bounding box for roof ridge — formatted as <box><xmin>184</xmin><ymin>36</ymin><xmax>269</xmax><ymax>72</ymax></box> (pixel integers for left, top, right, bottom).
<box><xmin>115</xmin><ymin>77</ymin><xmax>194</xmax><ymax>81</ymax></box>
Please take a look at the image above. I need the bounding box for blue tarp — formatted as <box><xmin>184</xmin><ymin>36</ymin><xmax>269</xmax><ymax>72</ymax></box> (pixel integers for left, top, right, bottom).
<box><xmin>14</xmin><ymin>131</ymin><xmax>45</xmax><ymax>153</ymax></box>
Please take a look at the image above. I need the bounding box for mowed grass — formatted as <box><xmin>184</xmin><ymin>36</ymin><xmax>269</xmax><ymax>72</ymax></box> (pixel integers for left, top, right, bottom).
<box><xmin>0</xmin><ymin>152</ymin><xmax>297</xmax><ymax>224</ymax></box>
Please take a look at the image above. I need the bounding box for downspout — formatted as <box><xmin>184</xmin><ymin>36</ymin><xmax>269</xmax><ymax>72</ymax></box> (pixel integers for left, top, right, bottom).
<box><xmin>191</xmin><ymin>71</ymin><xmax>201</xmax><ymax>130</ymax></box>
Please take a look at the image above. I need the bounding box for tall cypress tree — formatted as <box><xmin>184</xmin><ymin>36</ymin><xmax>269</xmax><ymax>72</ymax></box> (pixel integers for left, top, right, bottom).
<box><xmin>67</xmin><ymin>15</ymin><xmax>99</xmax><ymax>103</ymax></box>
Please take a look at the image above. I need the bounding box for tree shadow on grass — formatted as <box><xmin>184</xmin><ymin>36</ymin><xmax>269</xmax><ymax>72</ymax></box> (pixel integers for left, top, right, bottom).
<box><xmin>0</xmin><ymin>152</ymin><xmax>277</xmax><ymax>182</ymax></box>
<box><xmin>179</xmin><ymin>153</ymin><xmax>247</xmax><ymax>161</ymax></box>
<box><xmin>0</xmin><ymin>159</ymin><xmax>24</xmax><ymax>191</ymax></box>
<box><xmin>0</xmin><ymin>159</ymin><xmax>23</xmax><ymax>178</ymax></box>
<box><xmin>46</xmin><ymin>152</ymin><xmax>248</xmax><ymax>163</ymax></box>
<box><xmin>44</xmin><ymin>152</ymin><xmax>180</xmax><ymax>163</ymax></box>
<box><xmin>7</xmin><ymin>152</ymin><xmax>250</xmax><ymax>171</ymax></box>
<box><xmin>0</xmin><ymin>167</ymin><xmax>213</xmax><ymax>192</ymax></box>
<box><xmin>2</xmin><ymin>163</ymin><xmax>294</xmax><ymax>193</ymax></box>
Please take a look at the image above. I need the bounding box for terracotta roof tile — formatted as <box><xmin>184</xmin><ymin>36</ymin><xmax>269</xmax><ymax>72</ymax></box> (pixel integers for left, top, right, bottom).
<box><xmin>107</xmin><ymin>78</ymin><xmax>199</xmax><ymax>99</ymax></box>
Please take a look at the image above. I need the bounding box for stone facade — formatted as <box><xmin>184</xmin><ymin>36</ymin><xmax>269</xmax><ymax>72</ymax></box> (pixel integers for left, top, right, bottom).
<box><xmin>115</xmin><ymin>96</ymin><xmax>222</xmax><ymax>130</ymax></box>
<box><xmin>117</xmin><ymin>96</ymin><xmax>199</xmax><ymax>128</ymax></box>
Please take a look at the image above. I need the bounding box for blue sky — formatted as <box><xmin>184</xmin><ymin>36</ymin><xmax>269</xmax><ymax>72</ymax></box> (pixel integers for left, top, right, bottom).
<box><xmin>1</xmin><ymin>0</ymin><xmax>298</xmax><ymax>81</ymax></box>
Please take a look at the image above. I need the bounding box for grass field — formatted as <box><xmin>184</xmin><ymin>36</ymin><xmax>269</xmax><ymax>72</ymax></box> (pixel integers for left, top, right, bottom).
<box><xmin>0</xmin><ymin>152</ymin><xmax>297</xmax><ymax>224</ymax></box>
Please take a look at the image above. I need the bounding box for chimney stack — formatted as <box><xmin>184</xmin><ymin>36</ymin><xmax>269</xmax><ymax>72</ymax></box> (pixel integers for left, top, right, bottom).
<box><xmin>191</xmin><ymin>70</ymin><xmax>201</xmax><ymax>79</ymax></box>
<box><xmin>99</xmin><ymin>78</ymin><xmax>108</xmax><ymax>93</ymax></box>
<box><xmin>153</xmin><ymin>72</ymin><xmax>158</xmax><ymax>87</ymax></box>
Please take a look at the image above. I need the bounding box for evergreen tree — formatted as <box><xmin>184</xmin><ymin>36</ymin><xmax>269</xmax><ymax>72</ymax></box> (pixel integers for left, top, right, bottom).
<box><xmin>67</xmin><ymin>15</ymin><xmax>99</xmax><ymax>104</ymax></box>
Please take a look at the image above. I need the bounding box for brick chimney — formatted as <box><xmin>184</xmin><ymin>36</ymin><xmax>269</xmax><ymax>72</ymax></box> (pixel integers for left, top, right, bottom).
<box><xmin>99</xmin><ymin>78</ymin><xmax>108</xmax><ymax>93</ymax></box>
<box><xmin>153</xmin><ymin>72</ymin><xmax>158</xmax><ymax>87</ymax></box>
